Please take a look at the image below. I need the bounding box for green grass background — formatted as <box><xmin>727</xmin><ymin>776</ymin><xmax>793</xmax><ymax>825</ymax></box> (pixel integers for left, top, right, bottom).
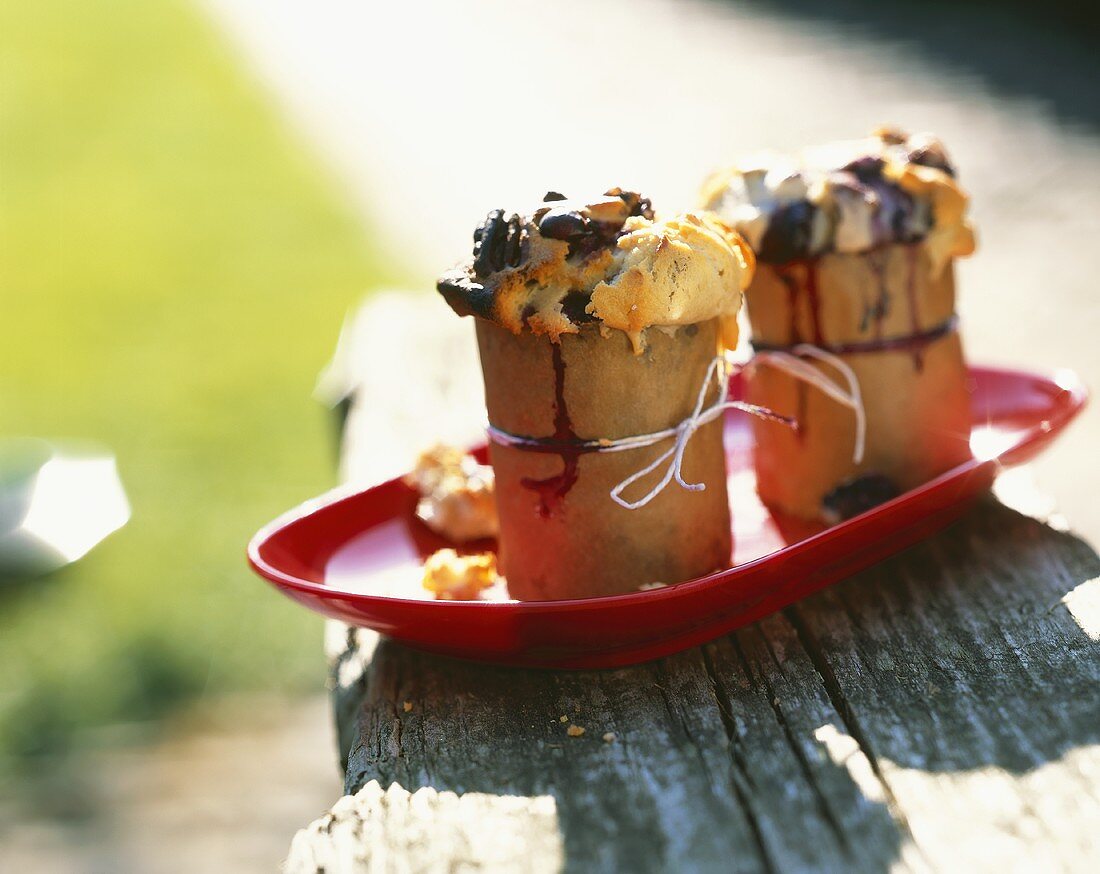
<box><xmin>1</xmin><ymin>0</ymin><xmax>392</xmax><ymax>766</ymax></box>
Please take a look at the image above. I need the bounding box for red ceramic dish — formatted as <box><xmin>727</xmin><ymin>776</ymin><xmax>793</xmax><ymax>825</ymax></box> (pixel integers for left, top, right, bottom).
<box><xmin>248</xmin><ymin>365</ymin><xmax>1086</xmax><ymax>669</ymax></box>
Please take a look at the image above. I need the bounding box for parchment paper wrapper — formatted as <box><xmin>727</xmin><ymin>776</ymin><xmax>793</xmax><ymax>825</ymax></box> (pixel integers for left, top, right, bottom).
<box><xmin>746</xmin><ymin>242</ymin><xmax>972</xmax><ymax>520</ymax></box>
<box><xmin>476</xmin><ymin>319</ymin><xmax>731</xmax><ymax>600</ymax></box>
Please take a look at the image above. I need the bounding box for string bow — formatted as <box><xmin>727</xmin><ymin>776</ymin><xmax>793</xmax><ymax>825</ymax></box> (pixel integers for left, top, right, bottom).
<box><xmin>610</xmin><ymin>348</ymin><xmax>865</xmax><ymax>510</ymax></box>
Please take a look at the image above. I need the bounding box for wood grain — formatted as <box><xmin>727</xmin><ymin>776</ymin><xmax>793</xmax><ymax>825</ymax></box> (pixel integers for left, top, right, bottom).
<box><xmin>288</xmin><ymin>297</ymin><xmax>1100</xmax><ymax>873</ymax></box>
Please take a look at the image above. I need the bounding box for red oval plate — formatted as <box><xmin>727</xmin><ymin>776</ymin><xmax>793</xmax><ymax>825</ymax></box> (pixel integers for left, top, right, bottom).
<box><xmin>249</xmin><ymin>365</ymin><xmax>1086</xmax><ymax>669</ymax></box>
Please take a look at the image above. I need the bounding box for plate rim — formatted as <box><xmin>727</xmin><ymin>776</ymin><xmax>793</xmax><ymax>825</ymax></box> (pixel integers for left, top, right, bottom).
<box><xmin>247</xmin><ymin>364</ymin><xmax>1088</xmax><ymax>613</ymax></box>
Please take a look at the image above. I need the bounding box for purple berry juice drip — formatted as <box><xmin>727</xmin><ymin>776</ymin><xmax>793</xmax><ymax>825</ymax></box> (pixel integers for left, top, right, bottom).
<box><xmin>520</xmin><ymin>343</ymin><xmax>581</xmax><ymax>517</ymax></box>
<box><xmin>904</xmin><ymin>246</ymin><xmax>924</xmax><ymax>372</ymax></box>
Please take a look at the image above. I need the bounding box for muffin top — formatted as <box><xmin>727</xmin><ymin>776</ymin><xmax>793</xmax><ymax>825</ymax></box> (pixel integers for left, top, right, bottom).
<box><xmin>700</xmin><ymin>128</ymin><xmax>975</xmax><ymax>274</ymax></box>
<box><xmin>437</xmin><ymin>189</ymin><xmax>754</xmax><ymax>353</ymax></box>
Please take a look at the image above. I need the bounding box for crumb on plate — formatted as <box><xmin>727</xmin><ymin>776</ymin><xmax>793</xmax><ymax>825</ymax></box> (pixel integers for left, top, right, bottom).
<box><xmin>405</xmin><ymin>445</ymin><xmax>498</xmax><ymax>542</ymax></box>
<box><xmin>422</xmin><ymin>549</ymin><xmax>498</xmax><ymax>601</ymax></box>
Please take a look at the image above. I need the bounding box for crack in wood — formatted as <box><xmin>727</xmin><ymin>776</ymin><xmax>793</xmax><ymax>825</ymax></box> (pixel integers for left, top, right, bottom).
<box><xmin>783</xmin><ymin>605</ymin><xmax>923</xmax><ymax>853</ymax></box>
<box><xmin>744</xmin><ymin>629</ymin><xmax>852</xmax><ymax>853</ymax></box>
<box><xmin>390</xmin><ymin>703</ymin><xmax>404</xmax><ymax>765</ymax></box>
<box><xmin>700</xmin><ymin>645</ymin><xmax>778</xmax><ymax>874</ymax></box>
<box><xmin>653</xmin><ymin>663</ymin><xmax>706</xmax><ymax>758</ymax></box>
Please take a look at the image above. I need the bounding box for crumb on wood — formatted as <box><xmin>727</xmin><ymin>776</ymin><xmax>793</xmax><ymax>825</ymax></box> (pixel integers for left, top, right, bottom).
<box><xmin>602</xmin><ymin>732</ymin><xmax>617</xmax><ymax>743</ymax></box>
<box><xmin>567</xmin><ymin>724</ymin><xmax>586</xmax><ymax>737</ymax></box>
<box><xmin>403</xmin><ymin>701</ymin><xmax>413</xmax><ymax>713</ymax></box>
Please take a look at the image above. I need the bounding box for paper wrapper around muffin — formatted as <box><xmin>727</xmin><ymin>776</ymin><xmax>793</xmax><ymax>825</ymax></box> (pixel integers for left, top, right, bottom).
<box><xmin>476</xmin><ymin>318</ymin><xmax>731</xmax><ymax>600</ymax></box>
<box><xmin>746</xmin><ymin>242</ymin><xmax>972</xmax><ymax>520</ymax></box>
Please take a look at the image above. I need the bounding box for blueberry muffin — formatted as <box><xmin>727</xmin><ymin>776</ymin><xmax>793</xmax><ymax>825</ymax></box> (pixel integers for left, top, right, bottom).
<box><xmin>438</xmin><ymin>190</ymin><xmax>753</xmax><ymax>599</ymax></box>
<box><xmin>702</xmin><ymin>129</ymin><xmax>975</xmax><ymax>521</ymax></box>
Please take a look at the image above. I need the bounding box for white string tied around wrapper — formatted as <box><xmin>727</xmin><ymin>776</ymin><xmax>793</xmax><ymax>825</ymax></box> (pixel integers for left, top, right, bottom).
<box><xmin>608</xmin><ymin>355</ymin><xmax>774</xmax><ymax>510</ymax></box>
<box><xmin>752</xmin><ymin>344</ymin><xmax>866</xmax><ymax>465</ymax></box>
<box><xmin>487</xmin><ymin>347</ymin><xmax>866</xmax><ymax>511</ymax></box>
<box><xmin>608</xmin><ymin>346</ymin><xmax>865</xmax><ymax>510</ymax></box>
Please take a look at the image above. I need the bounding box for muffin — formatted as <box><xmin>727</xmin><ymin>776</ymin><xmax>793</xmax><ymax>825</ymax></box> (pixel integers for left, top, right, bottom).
<box><xmin>701</xmin><ymin>129</ymin><xmax>975</xmax><ymax>521</ymax></box>
<box><xmin>438</xmin><ymin>190</ymin><xmax>753</xmax><ymax>599</ymax></box>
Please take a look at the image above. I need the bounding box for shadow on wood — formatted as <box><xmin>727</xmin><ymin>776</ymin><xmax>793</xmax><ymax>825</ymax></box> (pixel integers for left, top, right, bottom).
<box><xmin>316</xmin><ymin>498</ymin><xmax>1099</xmax><ymax>871</ymax></box>
<box><xmin>789</xmin><ymin>497</ymin><xmax>1100</xmax><ymax>776</ymax></box>
<box><xmin>343</xmin><ymin>633</ymin><xmax>905</xmax><ymax>872</ymax></box>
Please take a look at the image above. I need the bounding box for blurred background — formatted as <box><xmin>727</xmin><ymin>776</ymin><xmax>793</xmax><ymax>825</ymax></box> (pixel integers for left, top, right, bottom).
<box><xmin>2</xmin><ymin>0</ymin><xmax>1097</xmax><ymax>869</ymax></box>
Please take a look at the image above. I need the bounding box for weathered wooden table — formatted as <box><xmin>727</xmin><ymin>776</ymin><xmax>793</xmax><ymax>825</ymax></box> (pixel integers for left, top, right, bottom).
<box><xmin>288</xmin><ymin>295</ymin><xmax>1100</xmax><ymax>873</ymax></box>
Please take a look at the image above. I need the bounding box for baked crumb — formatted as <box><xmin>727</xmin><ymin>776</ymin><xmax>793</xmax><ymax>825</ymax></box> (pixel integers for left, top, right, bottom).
<box><xmin>402</xmin><ymin>701</ymin><xmax>413</xmax><ymax>713</ymax></box>
<box><xmin>559</xmin><ymin>715</ymin><xmax>569</xmax><ymax>723</ymax></box>
<box><xmin>567</xmin><ymin>724</ymin><xmax>586</xmax><ymax>737</ymax></box>
<box><xmin>405</xmin><ymin>445</ymin><xmax>498</xmax><ymax>542</ymax></box>
<box><xmin>438</xmin><ymin>192</ymin><xmax>751</xmax><ymax>355</ymax></box>
<box><xmin>602</xmin><ymin>732</ymin><xmax>617</xmax><ymax>743</ymax></box>
<box><xmin>421</xmin><ymin>549</ymin><xmax>498</xmax><ymax>601</ymax></box>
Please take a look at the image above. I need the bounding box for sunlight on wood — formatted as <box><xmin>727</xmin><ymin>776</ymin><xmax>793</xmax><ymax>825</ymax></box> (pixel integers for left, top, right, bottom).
<box><xmin>1060</xmin><ymin>578</ymin><xmax>1100</xmax><ymax>642</ymax></box>
<box><xmin>286</xmin><ymin>780</ymin><xmax>563</xmax><ymax>874</ymax></box>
